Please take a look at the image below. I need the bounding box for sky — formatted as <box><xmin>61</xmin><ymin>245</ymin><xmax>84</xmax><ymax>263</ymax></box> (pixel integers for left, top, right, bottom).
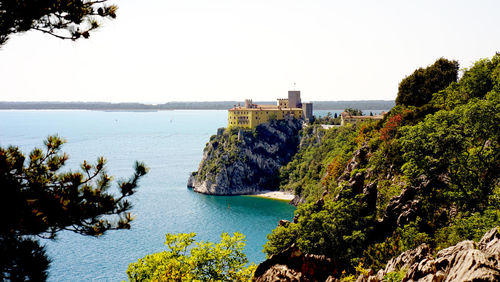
<box><xmin>1</xmin><ymin>0</ymin><xmax>499</xmax><ymax>103</ymax></box>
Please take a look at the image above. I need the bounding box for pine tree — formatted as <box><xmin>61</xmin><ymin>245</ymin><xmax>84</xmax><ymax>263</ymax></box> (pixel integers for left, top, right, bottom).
<box><xmin>0</xmin><ymin>135</ymin><xmax>148</xmax><ymax>280</ymax></box>
<box><xmin>0</xmin><ymin>0</ymin><xmax>117</xmax><ymax>46</ymax></box>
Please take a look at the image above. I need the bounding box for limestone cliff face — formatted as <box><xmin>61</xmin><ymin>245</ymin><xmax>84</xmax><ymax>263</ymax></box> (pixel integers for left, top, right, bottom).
<box><xmin>187</xmin><ymin>119</ymin><xmax>302</xmax><ymax>195</ymax></box>
<box><xmin>359</xmin><ymin>227</ymin><xmax>500</xmax><ymax>282</ymax></box>
<box><xmin>253</xmin><ymin>227</ymin><xmax>500</xmax><ymax>281</ymax></box>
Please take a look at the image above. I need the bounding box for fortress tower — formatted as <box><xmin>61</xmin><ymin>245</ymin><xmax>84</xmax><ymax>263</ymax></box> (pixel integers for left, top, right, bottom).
<box><xmin>288</xmin><ymin>91</ymin><xmax>302</xmax><ymax>108</ymax></box>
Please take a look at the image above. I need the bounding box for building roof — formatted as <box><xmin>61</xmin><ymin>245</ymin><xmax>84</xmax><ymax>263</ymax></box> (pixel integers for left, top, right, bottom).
<box><xmin>341</xmin><ymin>111</ymin><xmax>385</xmax><ymax>119</ymax></box>
<box><xmin>229</xmin><ymin>105</ymin><xmax>302</xmax><ymax>111</ymax></box>
<box><xmin>229</xmin><ymin>107</ymin><xmax>302</xmax><ymax>111</ymax></box>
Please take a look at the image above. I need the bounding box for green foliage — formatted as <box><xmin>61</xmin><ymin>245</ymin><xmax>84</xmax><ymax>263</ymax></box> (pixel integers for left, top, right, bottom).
<box><xmin>0</xmin><ymin>136</ymin><xmax>148</xmax><ymax>280</ymax></box>
<box><xmin>127</xmin><ymin>232</ymin><xmax>256</xmax><ymax>281</ymax></box>
<box><xmin>312</xmin><ymin>112</ymin><xmax>340</xmax><ymax>125</ymax></box>
<box><xmin>374</xmin><ymin>178</ymin><xmax>405</xmax><ymax>219</ymax></box>
<box><xmin>434</xmin><ymin>209</ymin><xmax>500</xmax><ymax>252</ymax></box>
<box><xmin>364</xmin><ymin>219</ymin><xmax>430</xmax><ymax>271</ymax></box>
<box><xmin>264</xmin><ymin>193</ymin><xmax>375</xmax><ymax>270</ymax></box>
<box><xmin>0</xmin><ymin>235</ymin><xmax>50</xmax><ymax>281</ymax></box>
<box><xmin>279</xmin><ymin>125</ymin><xmax>358</xmax><ymax>202</ymax></box>
<box><xmin>432</xmin><ymin>54</ymin><xmax>500</xmax><ymax>109</ymax></box>
<box><xmin>267</xmin><ymin>54</ymin><xmax>500</xmax><ymax>278</ymax></box>
<box><xmin>261</xmin><ymin>223</ymin><xmax>299</xmax><ymax>257</ymax></box>
<box><xmin>0</xmin><ymin>0</ymin><xmax>118</xmax><ymax>46</ymax></box>
<box><xmin>339</xmin><ymin>261</ymin><xmax>371</xmax><ymax>281</ymax></box>
<box><xmin>383</xmin><ymin>268</ymin><xmax>406</xmax><ymax>282</ymax></box>
<box><xmin>344</xmin><ymin>108</ymin><xmax>363</xmax><ymax>116</ymax></box>
<box><xmin>198</xmin><ymin>128</ymin><xmax>242</xmax><ymax>181</ymax></box>
<box><xmin>396</xmin><ymin>58</ymin><xmax>459</xmax><ymax>107</ymax></box>
<box><xmin>400</xmin><ymin>93</ymin><xmax>499</xmax><ymax>211</ymax></box>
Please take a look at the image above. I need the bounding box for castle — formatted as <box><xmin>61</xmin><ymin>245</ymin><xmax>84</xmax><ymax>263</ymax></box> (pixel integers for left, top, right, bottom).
<box><xmin>228</xmin><ymin>90</ymin><xmax>313</xmax><ymax>128</ymax></box>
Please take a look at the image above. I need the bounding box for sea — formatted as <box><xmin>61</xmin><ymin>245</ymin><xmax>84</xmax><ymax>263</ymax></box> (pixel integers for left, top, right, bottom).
<box><xmin>0</xmin><ymin>109</ymin><xmax>385</xmax><ymax>281</ymax></box>
<box><xmin>0</xmin><ymin>110</ymin><xmax>296</xmax><ymax>281</ymax></box>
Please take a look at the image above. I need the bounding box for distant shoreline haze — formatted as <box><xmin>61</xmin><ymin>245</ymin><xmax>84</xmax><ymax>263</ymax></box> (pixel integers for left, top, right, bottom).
<box><xmin>0</xmin><ymin>100</ymin><xmax>395</xmax><ymax>111</ymax></box>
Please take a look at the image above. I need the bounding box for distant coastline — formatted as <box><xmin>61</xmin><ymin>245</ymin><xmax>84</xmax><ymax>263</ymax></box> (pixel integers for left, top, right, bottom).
<box><xmin>0</xmin><ymin>100</ymin><xmax>394</xmax><ymax>111</ymax></box>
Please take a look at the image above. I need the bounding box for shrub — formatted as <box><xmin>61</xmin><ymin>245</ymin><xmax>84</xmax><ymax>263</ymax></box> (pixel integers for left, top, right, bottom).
<box><xmin>127</xmin><ymin>232</ymin><xmax>256</xmax><ymax>281</ymax></box>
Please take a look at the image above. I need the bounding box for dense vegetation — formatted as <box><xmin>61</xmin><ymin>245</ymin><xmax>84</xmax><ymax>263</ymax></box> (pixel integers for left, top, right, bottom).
<box><xmin>266</xmin><ymin>54</ymin><xmax>500</xmax><ymax>277</ymax></box>
<box><xmin>279</xmin><ymin>124</ymin><xmax>358</xmax><ymax>201</ymax></box>
<box><xmin>395</xmin><ymin>58</ymin><xmax>459</xmax><ymax>107</ymax></box>
<box><xmin>127</xmin><ymin>232</ymin><xmax>256</xmax><ymax>281</ymax></box>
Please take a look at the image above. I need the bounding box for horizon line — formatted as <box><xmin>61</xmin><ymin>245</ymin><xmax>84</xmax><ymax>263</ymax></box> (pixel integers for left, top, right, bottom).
<box><xmin>0</xmin><ymin>99</ymin><xmax>395</xmax><ymax>104</ymax></box>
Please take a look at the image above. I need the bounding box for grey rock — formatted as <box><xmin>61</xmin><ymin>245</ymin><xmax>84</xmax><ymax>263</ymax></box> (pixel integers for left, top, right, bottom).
<box><xmin>362</xmin><ymin>227</ymin><xmax>500</xmax><ymax>282</ymax></box>
<box><xmin>337</xmin><ymin>144</ymin><xmax>369</xmax><ymax>183</ymax></box>
<box><xmin>188</xmin><ymin>119</ymin><xmax>302</xmax><ymax>196</ymax></box>
<box><xmin>479</xmin><ymin>226</ymin><xmax>500</xmax><ymax>255</ymax></box>
<box><xmin>187</xmin><ymin>172</ymin><xmax>196</xmax><ymax>188</ymax></box>
<box><xmin>253</xmin><ymin>245</ymin><xmax>336</xmax><ymax>282</ymax></box>
<box><xmin>384</xmin><ymin>243</ymin><xmax>432</xmax><ymax>274</ymax></box>
<box><xmin>376</xmin><ymin>174</ymin><xmax>450</xmax><ymax>238</ymax></box>
<box><xmin>290</xmin><ymin>195</ymin><xmax>306</xmax><ymax>206</ymax></box>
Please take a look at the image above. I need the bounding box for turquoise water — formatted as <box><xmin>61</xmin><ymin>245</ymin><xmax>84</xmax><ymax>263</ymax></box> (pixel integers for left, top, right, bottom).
<box><xmin>0</xmin><ymin>110</ymin><xmax>295</xmax><ymax>281</ymax></box>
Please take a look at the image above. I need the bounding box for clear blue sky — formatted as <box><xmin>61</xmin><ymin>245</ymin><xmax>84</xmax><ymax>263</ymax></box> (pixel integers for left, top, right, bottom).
<box><xmin>1</xmin><ymin>0</ymin><xmax>499</xmax><ymax>103</ymax></box>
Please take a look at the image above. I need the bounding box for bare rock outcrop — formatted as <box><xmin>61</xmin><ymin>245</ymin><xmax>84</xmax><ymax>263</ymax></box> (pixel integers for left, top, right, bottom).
<box><xmin>361</xmin><ymin>227</ymin><xmax>500</xmax><ymax>282</ymax></box>
<box><xmin>330</xmin><ymin>144</ymin><xmax>378</xmax><ymax>211</ymax></box>
<box><xmin>253</xmin><ymin>245</ymin><xmax>336</xmax><ymax>282</ymax></box>
<box><xmin>337</xmin><ymin>144</ymin><xmax>369</xmax><ymax>183</ymax></box>
<box><xmin>188</xmin><ymin>119</ymin><xmax>302</xmax><ymax>195</ymax></box>
<box><xmin>376</xmin><ymin>174</ymin><xmax>449</xmax><ymax>239</ymax></box>
<box><xmin>290</xmin><ymin>195</ymin><xmax>306</xmax><ymax>206</ymax></box>
<box><xmin>253</xmin><ymin>228</ymin><xmax>500</xmax><ymax>282</ymax></box>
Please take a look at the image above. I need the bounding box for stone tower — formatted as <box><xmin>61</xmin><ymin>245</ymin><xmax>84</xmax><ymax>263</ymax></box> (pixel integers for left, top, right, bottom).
<box><xmin>288</xmin><ymin>91</ymin><xmax>301</xmax><ymax>108</ymax></box>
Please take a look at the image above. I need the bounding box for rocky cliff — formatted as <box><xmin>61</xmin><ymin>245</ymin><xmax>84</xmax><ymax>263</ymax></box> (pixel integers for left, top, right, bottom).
<box><xmin>256</xmin><ymin>140</ymin><xmax>500</xmax><ymax>281</ymax></box>
<box><xmin>253</xmin><ymin>227</ymin><xmax>500</xmax><ymax>281</ymax></box>
<box><xmin>360</xmin><ymin>227</ymin><xmax>500</xmax><ymax>282</ymax></box>
<box><xmin>188</xmin><ymin>119</ymin><xmax>302</xmax><ymax>195</ymax></box>
<box><xmin>253</xmin><ymin>244</ymin><xmax>336</xmax><ymax>282</ymax></box>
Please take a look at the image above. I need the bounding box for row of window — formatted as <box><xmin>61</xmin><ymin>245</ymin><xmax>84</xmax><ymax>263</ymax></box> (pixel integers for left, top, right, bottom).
<box><xmin>233</xmin><ymin>111</ymin><xmax>274</xmax><ymax>115</ymax></box>
<box><xmin>232</xmin><ymin>111</ymin><xmax>302</xmax><ymax>116</ymax></box>
<box><xmin>230</xmin><ymin>113</ymin><xmax>303</xmax><ymax>120</ymax></box>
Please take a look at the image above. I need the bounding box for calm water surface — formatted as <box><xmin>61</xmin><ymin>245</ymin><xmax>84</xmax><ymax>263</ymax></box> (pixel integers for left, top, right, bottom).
<box><xmin>0</xmin><ymin>110</ymin><xmax>295</xmax><ymax>281</ymax></box>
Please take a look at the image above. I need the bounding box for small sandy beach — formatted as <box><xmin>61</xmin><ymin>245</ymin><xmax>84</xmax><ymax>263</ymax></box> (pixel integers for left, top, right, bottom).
<box><xmin>249</xmin><ymin>190</ymin><xmax>295</xmax><ymax>201</ymax></box>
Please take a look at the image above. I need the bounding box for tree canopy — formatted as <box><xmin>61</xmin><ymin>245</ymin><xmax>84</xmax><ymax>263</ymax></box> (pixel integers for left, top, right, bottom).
<box><xmin>0</xmin><ymin>0</ymin><xmax>117</xmax><ymax>46</ymax></box>
<box><xmin>396</xmin><ymin>58</ymin><xmax>459</xmax><ymax>107</ymax></box>
<box><xmin>267</xmin><ymin>54</ymin><xmax>499</xmax><ymax>278</ymax></box>
<box><xmin>127</xmin><ymin>232</ymin><xmax>256</xmax><ymax>281</ymax></box>
<box><xmin>344</xmin><ymin>108</ymin><xmax>363</xmax><ymax>116</ymax></box>
<box><xmin>0</xmin><ymin>136</ymin><xmax>148</xmax><ymax>280</ymax></box>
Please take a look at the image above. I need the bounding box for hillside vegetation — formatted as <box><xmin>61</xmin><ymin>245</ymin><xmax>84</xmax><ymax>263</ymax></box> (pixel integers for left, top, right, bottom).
<box><xmin>265</xmin><ymin>54</ymin><xmax>500</xmax><ymax>277</ymax></box>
